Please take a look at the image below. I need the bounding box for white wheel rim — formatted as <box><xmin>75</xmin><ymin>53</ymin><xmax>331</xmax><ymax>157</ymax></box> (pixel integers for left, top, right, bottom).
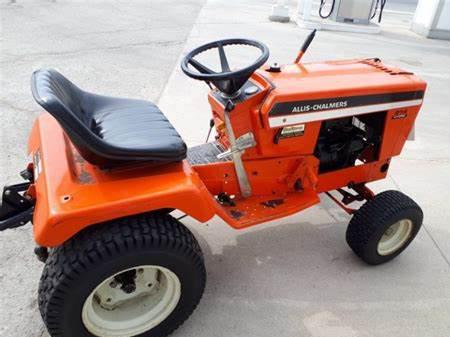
<box><xmin>82</xmin><ymin>265</ymin><xmax>181</xmax><ymax>337</ymax></box>
<box><xmin>377</xmin><ymin>219</ymin><xmax>413</xmax><ymax>256</ymax></box>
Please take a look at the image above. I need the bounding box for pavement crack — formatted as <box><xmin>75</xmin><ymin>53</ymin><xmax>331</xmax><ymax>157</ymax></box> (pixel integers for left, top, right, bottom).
<box><xmin>1</xmin><ymin>40</ymin><xmax>185</xmax><ymax>64</ymax></box>
<box><xmin>0</xmin><ymin>99</ymin><xmax>36</xmax><ymax>113</ymax></box>
<box><xmin>423</xmin><ymin>225</ymin><xmax>450</xmax><ymax>268</ymax></box>
<box><xmin>387</xmin><ymin>173</ymin><xmax>402</xmax><ymax>190</ymax></box>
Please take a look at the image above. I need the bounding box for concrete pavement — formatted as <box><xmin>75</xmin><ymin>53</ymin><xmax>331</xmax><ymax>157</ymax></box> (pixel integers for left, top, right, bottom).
<box><xmin>0</xmin><ymin>1</ymin><xmax>205</xmax><ymax>336</ymax></box>
<box><xmin>160</xmin><ymin>1</ymin><xmax>450</xmax><ymax>337</ymax></box>
<box><xmin>1</xmin><ymin>0</ymin><xmax>450</xmax><ymax>336</ymax></box>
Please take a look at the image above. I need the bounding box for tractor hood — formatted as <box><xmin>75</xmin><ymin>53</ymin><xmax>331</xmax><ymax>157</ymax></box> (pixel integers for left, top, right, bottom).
<box><xmin>260</xmin><ymin>58</ymin><xmax>426</xmax><ymax>129</ymax></box>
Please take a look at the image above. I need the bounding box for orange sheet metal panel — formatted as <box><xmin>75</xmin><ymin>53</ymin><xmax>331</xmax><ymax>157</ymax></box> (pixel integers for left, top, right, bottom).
<box><xmin>28</xmin><ymin>114</ymin><xmax>217</xmax><ymax>247</ymax></box>
<box><xmin>316</xmin><ymin>162</ymin><xmax>388</xmax><ymax>193</ymax></box>
<box><xmin>259</xmin><ymin>59</ymin><xmax>426</xmax><ymax>158</ymax></box>
<box><xmin>209</xmin><ymin>59</ymin><xmax>426</xmax><ymax>162</ymax></box>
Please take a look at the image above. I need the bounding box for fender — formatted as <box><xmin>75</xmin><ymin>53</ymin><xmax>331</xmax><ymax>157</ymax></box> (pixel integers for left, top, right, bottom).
<box><xmin>28</xmin><ymin>114</ymin><xmax>217</xmax><ymax>247</ymax></box>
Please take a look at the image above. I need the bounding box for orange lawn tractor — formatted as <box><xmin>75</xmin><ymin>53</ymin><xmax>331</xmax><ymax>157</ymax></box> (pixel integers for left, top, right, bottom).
<box><xmin>0</xmin><ymin>31</ymin><xmax>426</xmax><ymax>337</ymax></box>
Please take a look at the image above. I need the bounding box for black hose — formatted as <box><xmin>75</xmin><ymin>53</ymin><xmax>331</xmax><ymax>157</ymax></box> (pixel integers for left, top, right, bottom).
<box><xmin>378</xmin><ymin>0</ymin><xmax>387</xmax><ymax>23</ymax></box>
<box><xmin>319</xmin><ymin>0</ymin><xmax>335</xmax><ymax>19</ymax></box>
<box><xmin>371</xmin><ymin>0</ymin><xmax>387</xmax><ymax>23</ymax></box>
<box><xmin>371</xmin><ymin>0</ymin><xmax>379</xmax><ymax>19</ymax></box>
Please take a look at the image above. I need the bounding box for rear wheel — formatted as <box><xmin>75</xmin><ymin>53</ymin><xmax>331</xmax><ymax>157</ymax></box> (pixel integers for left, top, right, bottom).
<box><xmin>346</xmin><ymin>190</ymin><xmax>423</xmax><ymax>265</ymax></box>
<box><xmin>38</xmin><ymin>213</ymin><xmax>206</xmax><ymax>337</ymax></box>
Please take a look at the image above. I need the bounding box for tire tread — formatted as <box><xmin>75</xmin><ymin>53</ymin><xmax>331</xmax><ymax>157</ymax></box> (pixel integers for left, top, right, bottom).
<box><xmin>346</xmin><ymin>190</ymin><xmax>423</xmax><ymax>264</ymax></box>
<box><xmin>38</xmin><ymin>212</ymin><xmax>205</xmax><ymax>337</ymax></box>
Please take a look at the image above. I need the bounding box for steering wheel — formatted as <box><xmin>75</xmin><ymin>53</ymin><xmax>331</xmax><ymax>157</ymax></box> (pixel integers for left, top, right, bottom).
<box><xmin>181</xmin><ymin>39</ymin><xmax>269</xmax><ymax>96</ymax></box>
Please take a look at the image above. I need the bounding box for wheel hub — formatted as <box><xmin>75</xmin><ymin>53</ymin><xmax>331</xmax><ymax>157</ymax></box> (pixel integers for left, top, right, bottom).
<box><xmin>82</xmin><ymin>265</ymin><xmax>181</xmax><ymax>336</ymax></box>
<box><xmin>377</xmin><ymin>219</ymin><xmax>413</xmax><ymax>256</ymax></box>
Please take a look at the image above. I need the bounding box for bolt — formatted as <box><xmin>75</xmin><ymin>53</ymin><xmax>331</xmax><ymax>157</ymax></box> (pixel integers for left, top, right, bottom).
<box><xmin>4</xmin><ymin>190</ymin><xmax>10</xmax><ymax>196</ymax></box>
<box><xmin>109</xmin><ymin>281</ymin><xmax>118</xmax><ymax>288</ymax></box>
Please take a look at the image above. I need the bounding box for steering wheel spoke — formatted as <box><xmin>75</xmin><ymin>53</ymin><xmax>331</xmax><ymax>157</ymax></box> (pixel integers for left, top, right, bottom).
<box><xmin>218</xmin><ymin>43</ymin><xmax>230</xmax><ymax>72</ymax></box>
<box><xmin>188</xmin><ymin>58</ymin><xmax>215</xmax><ymax>75</ymax></box>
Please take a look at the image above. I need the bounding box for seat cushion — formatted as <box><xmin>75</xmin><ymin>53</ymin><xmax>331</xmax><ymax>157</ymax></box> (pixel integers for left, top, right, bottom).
<box><xmin>31</xmin><ymin>69</ymin><xmax>187</xmax><ymax>167</ymax></box>
<box><xmin>89</xmin><ymin>95</ymin><xmax>186</xmax><ymax>157</ymax></box>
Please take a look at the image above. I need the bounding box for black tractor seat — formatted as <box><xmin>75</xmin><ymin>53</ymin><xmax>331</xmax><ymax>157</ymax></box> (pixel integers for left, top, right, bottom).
<box><xmin>31</xmin><ymin>69</ymin><xmax>187</xmax><ymax>167</ymax></box>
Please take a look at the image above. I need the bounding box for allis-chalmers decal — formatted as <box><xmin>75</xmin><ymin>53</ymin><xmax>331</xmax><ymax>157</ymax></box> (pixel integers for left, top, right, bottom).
<box><xmin>267</xmin><ymin>91</ymin><xmax>424</xmax><ymax>128</ymax></box>
<box><xmin>292</xmin><ymin>101</ymin><xmax>348</xmax><ymax>113</ymax></box>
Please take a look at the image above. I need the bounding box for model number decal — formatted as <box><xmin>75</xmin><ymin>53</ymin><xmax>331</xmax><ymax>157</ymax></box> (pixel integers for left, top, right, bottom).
<box><xmin>280</xmin><ymin>124</ymin><xmax>305</xmax><ymax>138</ymax></box>
<box><xmin>392</xmin><ymin>109</ymin><xmax>407</xmax><ymax>119</ymax></box>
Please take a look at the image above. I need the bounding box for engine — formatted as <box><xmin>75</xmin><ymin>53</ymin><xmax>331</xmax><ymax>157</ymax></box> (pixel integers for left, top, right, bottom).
<box><xmin>314</xmin><ymin>112</ymin><xmax>385</xmax><ymax>173</ymax></box>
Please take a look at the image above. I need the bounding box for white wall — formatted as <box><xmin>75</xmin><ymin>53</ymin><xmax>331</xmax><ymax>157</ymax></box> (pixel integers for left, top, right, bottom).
<box><xmin>437</xmin><ymin>1</ymin><xmax>450</xmax><ymax>30</ymax></box>
<box><xmin>413</xmin><ymin>0</ymin><xmax>439</xmax><ymax>27</ymax></box>
<box><xmin>412</xmin><ymin>0</ymin><xmax>450</xmax><ymax>39</ymax></box>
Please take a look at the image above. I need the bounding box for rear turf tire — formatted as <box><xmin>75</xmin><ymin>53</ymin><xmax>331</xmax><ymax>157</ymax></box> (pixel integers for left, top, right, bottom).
<box><xmin>346</xmin><ymin>190</ymin><xmax>423</xmax><ymax>265</ymax></box>
<box><xmin>38</xmin><ymin>213</ymin><xmax>206</xmax><ymax>337</ymax></box>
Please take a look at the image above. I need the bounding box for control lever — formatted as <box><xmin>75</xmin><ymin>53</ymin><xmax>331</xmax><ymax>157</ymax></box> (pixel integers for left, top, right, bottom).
<box><xmin>217</xmin><ymin>132</ymin><xmax>256</xmax><ymax>159</ymax></box>
<box><xmin>295</xmin><ymin>29</ymin><xmax>317</xmax><ymax>64</ymax></box>
<box><xmin>221</xmin><ymin>99</ymin><xmax>254</xmax><ymax>198</ymax></box>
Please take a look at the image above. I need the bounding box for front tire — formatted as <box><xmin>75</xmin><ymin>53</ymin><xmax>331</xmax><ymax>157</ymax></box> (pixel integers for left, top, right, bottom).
<box><xmin>38</xmin><ymin>213</ymin><xmax>206</xmax><ymax>337</ymax></box>
<box><xmin>346</xmin><ymin>190</ymin><xmax>423</xmax><ymax>265</ymax></box>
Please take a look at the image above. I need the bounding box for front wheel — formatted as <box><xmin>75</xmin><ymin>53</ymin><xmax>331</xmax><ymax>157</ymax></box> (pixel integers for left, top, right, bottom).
<box><xmin>346</xmin><ymin>190</ymin><xmax>423</xmax><ymax>265</ymax></box>
<box><xmin>38</xmin><ymin>213</ymin><xmax>206</xmax><ymax>337</ymax></box>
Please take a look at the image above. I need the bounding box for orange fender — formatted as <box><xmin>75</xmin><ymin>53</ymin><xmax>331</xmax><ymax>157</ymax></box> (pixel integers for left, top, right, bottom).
<box><xmin>28</xmin><ymin>114</ymin><xmax>216</xmax><ymax>247</ymax></box>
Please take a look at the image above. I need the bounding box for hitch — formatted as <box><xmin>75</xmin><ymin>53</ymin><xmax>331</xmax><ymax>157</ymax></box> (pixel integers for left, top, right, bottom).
<box><xmin>0</xmin><ymin>182</ymin><xmax>34</xmax><ymax>231</ymax></box>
